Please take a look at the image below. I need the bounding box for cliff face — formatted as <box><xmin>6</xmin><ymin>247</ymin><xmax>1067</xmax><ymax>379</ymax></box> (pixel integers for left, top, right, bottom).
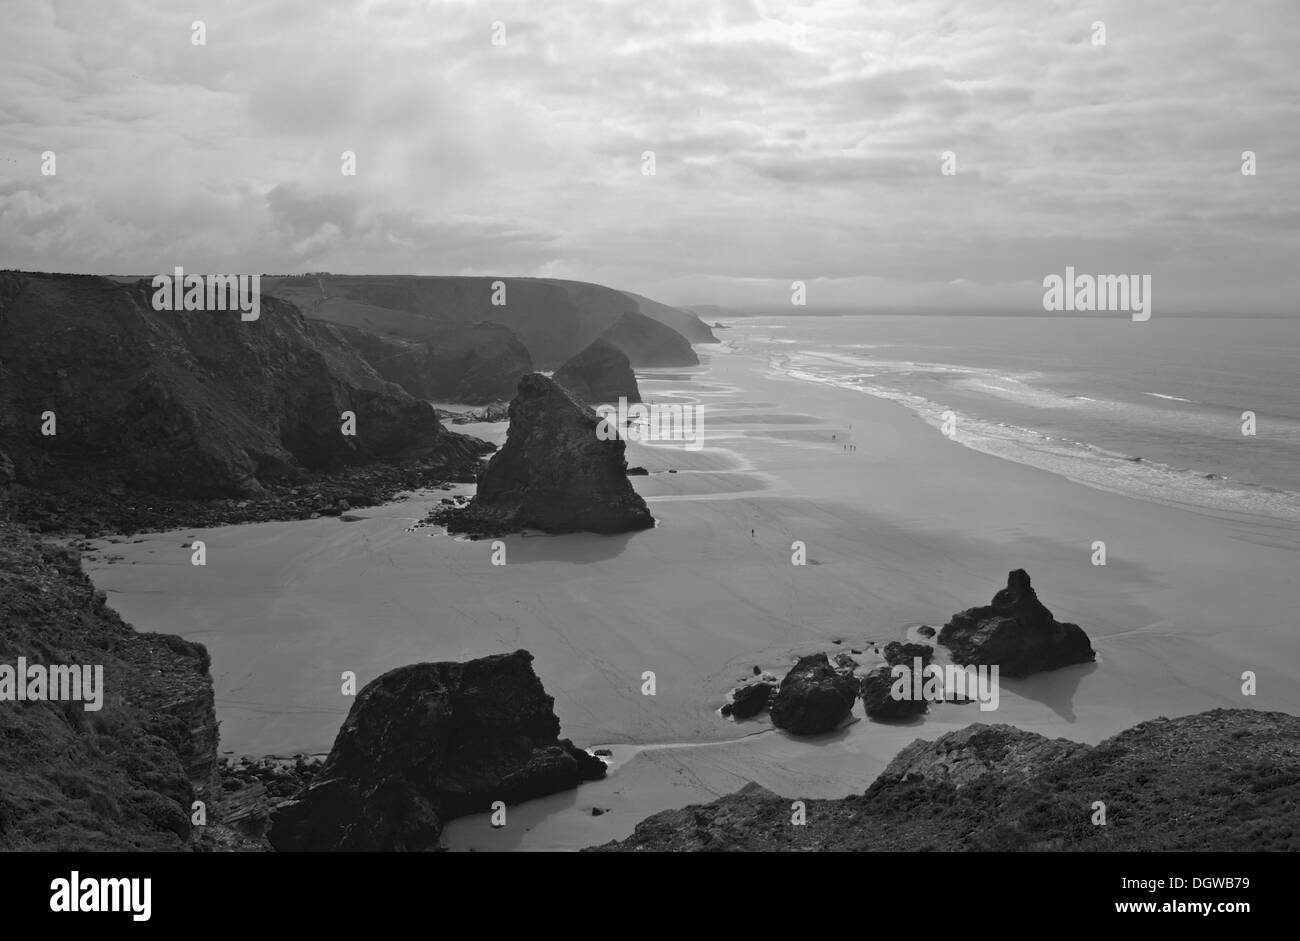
<box><xmin>263</xmin><ymin>274</ymin><xmax>711</xmax><ymax>368</ymax></box>
<box><xmin>598</xmin><ymin>311</ymin><xmax>700</xmax><ymax>368</ymax></box>
<box><xmin>0</xmin><ymin>518</ymin><xmax>217</xmax><ymax>850</ymax></box>
<box><xmin>440</xmin><ymin>373</ymin><xmax>655</xmax><ymax>536</ymax></box>
<box><xmin>615</xmin><ymin>289</ymin><xmax>720</xmax><ymax>345</ymax></box>
<box><xmin>268</xmin><ymin>650</ymin><xmax>606</xmax><ymax>852</ymax></box>
<box><xmin>332</xmin><ymin>321</ymin><xmax>531</xmax><ymax>405</ymax></box>
<box><xmin>590</xmin><ymin>709</ymin><xmax>1300</xmax><ymax>852</ymax></box>
<box><xmin>0</xmin><ymin>272</ymin><xmax>489</xmax><ymax>518</ymax></box>
<box><xmin>552</xmin><ymin>338</ymin><xmax>641</xmax><ymax>405</ymax></box>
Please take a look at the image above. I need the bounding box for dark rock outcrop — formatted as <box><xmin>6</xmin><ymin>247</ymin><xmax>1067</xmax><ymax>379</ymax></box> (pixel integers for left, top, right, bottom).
<box><xmin>553</xmin><ymin>338</ymin><xmax>641</xmax><ymax>405</ymax></box>
<box><xmin>590</xmin><ymin>709</ymin><xmax>1300</xmax><ymax>852</ymax></box>
<box><xmin>860</xmin><ymin>665</ymin><xmax>928</xmax><ymax>719</ymax></box>
<box><xmin>938</xmin><ymin>570</ymin><xmax>1094</xmax><ymax>677</ymax></box>
<box><xmin>725</xmin><ymin>682</ymin><xmax>774</xmax><ymax>719</ymax></box>
<box><xmin>769</xmin><ymin>654</ymin><xmax>857</xmax><ymax>735</ymax></box>
<box><xmin>598</xmin><ymin>312</ymin><xmax>699</xmax><ymax>368</ymax></box>
<box><xmin>439</xmin><ymin>374</ymin><xmax>655</xmax><ymax>536</ymax></box>
<box><xmin>269</xmin><ymin>650</ymin><xmax>605</xmax><ymax>852</ymax></box>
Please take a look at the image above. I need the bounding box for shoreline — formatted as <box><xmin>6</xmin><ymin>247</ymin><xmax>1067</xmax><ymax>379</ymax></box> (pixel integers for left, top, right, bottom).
<box><xmin>84</xmin><ymin>341</ymin><xmax>1300</xmax><ymax>850</ymax></box>
<box><xmin>732</xmin><ymin>315</ymin><xmax>1300</xmax><ymax>526</ymax></box>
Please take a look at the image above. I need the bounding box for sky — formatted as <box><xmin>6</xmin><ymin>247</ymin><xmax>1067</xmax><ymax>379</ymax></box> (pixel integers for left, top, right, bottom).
<box><xmin>1</xmin><ymin>0</ymin><xmax>1297</xmax><ymax>313</ymax></box>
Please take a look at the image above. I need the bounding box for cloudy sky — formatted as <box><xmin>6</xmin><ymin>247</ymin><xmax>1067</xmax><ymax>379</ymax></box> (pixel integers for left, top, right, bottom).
<box><xmin>1</xmin><ymin>0</ymin><xmax>1297</xmax><ymax>313</ymax></box>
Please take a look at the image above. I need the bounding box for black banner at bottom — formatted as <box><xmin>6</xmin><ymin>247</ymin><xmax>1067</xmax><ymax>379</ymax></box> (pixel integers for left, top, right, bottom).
<box><xmin>0</xmin><ymin>850</ymin><xmax>1282</xmax><ymax>927</ymax></box>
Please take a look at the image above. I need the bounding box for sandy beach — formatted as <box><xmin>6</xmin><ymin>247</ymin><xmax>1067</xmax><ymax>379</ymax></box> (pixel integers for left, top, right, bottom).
<box><xmin>85</xmin><ymin>340</ymin><xmax>1300</xmax><ymax>851</ymax></box>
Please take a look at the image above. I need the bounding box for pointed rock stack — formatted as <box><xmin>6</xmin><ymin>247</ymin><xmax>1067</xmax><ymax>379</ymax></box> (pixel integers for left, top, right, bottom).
<box><xmin>444</xmin><ymin>373</ymin><xmax>655</xmax><ymax>536</ymax></box>
<box><xmin>938</xmin><ymin>569</ymin><xmax>1094</xmax><ymax>676</ymax></box>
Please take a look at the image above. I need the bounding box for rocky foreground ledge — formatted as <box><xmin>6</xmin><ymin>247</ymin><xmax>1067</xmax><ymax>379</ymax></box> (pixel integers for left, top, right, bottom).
<box><xmin>0</xmin><ymin>518</ymin><xmax>217</xmax><ymax>850</ymax></box>
<box><xmin>589</xmin><ymin>709</ymin><xmax>1300</xmax><ymax>851</ymax></box>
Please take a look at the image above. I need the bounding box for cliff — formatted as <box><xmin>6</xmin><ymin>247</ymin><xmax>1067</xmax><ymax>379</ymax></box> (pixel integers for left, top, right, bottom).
<box><xmin>598</xmin><ymin>311</ymin><xmax>700</xmax><ymax>368</ymax></box>
<box><xmin>263</xmin><ymin>274</ymin><xmax>712</xmax><ymax>368</ymax></box>
<box><xmin>332</xmin><ymin>320</ymin><xmax>531</xmax><ymax>405</ymax></box>
<box><xmin>0</xmin><ymin>271</ymin><xmax>491</xmax><ymax>534</ymax></box>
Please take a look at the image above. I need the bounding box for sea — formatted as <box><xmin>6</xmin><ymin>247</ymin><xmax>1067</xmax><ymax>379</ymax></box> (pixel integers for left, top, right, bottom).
<box><xmin>725</xmin><ymin>314</ymin><xmax>1300</xmax><ymax>523</ymax></box>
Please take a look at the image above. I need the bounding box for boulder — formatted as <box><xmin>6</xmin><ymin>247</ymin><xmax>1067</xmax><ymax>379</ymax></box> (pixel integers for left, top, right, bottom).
<box><xmin>860</xmin><ymin>665</ymin><xmax>928</xmax><ymax>719</ymax></box>
<box><xmin>269</xmin><ymin>650</ymin><xmax>605</xmax><ymax>851</ymax></box>
<box><xmin>938</xmin><ymin>570</ymin><xmax>1094</xmax><ymax>677</ymax></box>
<box><xmin>727</xmin><ymin>681</ymin><xmax>774</xmax><ymax>719</ymax></box>
<box><xmin>769</xmin><ymin>654</ymin><xmax>857</xmax><ymax>735</ymax></box>
<box><xmin>881</xmin><ymin>642</ymin><xmax>933</xmax><ymax>668</ymax></box>
<box><xmin>553</xmin><ymin>338</ymin><xmax>641</xmax><ymax>405</ymax></box>
<box><xmin>443</xmin><ymin>374</ymin><xmax>655</xmax><ymax>536</ymax></box>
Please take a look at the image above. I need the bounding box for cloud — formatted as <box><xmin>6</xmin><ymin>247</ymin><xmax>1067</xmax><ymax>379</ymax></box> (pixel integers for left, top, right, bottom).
<box><xmin>0</xmin><ymin>0</ymin><xmax>1297</xmax><ymax>312</ymax></box>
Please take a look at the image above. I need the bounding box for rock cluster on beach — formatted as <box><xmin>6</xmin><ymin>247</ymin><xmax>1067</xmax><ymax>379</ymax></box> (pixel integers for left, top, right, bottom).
<box><xmin>591</xmin><ymin>709</ymin><xmax>1300</xmax><ymax>852</ymax></box>
<box><xmin>734</xmin><ymin>568</ymin><xmax>1090</xmax><ymax>732</ymax></box>
<box><xmin>939</xmin><ymin>569</ymin><xmax>1095</xmax><ymax>676</ymax></box>
<box><xmin>268</xmin><ymin>650</ymin><xmax>606</xmax><ymax>852</ymax></box>
<box><xmin>436</xmin><ymin>373</ymin><xmax>655</xmax><ymax>537</ymax></box>
<box><xmin>553</xmin><ymin>338</ymin><xmax>642</xmax><ymax>405</ymax></box>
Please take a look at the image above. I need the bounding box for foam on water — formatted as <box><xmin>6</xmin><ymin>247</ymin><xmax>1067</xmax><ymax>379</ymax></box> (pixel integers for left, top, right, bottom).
<box><xmin>735</xmin><ymin>320</ymin><xmax>1300</xmax><ymax>525</ymax></box>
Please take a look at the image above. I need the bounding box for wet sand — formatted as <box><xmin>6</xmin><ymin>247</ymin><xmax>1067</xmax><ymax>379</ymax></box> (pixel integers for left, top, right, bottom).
<box><xmin>85</xmin><ymin>343</ymin><xmax>1300</xmax><ymax>850</ymax></box>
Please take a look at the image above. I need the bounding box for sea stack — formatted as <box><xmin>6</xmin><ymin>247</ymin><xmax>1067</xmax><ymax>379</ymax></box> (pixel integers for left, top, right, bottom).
<box><xmin>553</xmin><ymin>338</ymin><xmax>641</xmax><ymax>405</ymax></box>
<box><xmin>269</xmin><ymin>650</ymin><xmax>606</xmax><ymax>852</ymax></box>
<box><xmin>444</xmin><ymin>373</ymin><xmax>655</xmax><ymax>536</ymax></box>
<box><xmin>938</xmin><ymin>570</ymin><xmax>1095</xmax><ymax>677</ymax></box>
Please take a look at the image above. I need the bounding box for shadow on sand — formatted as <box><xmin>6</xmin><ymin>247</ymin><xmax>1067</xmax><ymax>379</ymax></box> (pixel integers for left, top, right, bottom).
<box><xmin>1002</xmin><ymin>660</ymin><xmax>1101</xmax><ymax>723</ymax></box>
